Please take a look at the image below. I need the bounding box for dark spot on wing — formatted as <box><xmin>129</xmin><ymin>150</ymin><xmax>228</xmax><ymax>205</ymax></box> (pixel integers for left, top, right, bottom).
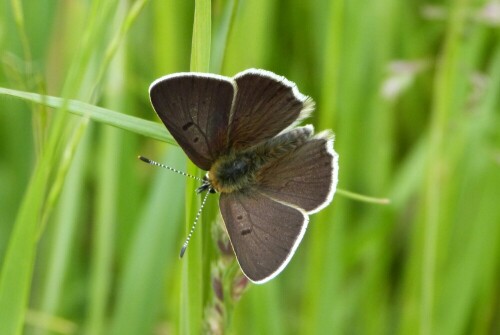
<box><xmin>241</xmin><ymin>228</ymin><xmax>252</xmax><ymax>236</ymax></box>
<box><xmin>193</xmin><ymin>137</ymin><xmax>199</xmax><ymax>143</ymax></box>
<box><xmin>237</xmin><ymin>215</ymin><xmax>243</xmax><ymax>220</ymax></box>
<box><xmin>182</xmin><ymin>122</ymin><xmax>194</xmax><ymax>131</ymax></box>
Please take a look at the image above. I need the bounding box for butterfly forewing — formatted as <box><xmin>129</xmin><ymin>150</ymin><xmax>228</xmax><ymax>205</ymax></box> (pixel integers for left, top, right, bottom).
<box><xmin>219</xmin><ymin>191</ymin><xmax>308</xmax><ymax>283</ymax></box>
<box><xmin>150</xmin><ymin>73</ymin><xmax>236</xmax><ymax>170</ymax></box>
<box><xmin>228</xmin><ymin>69</ymin><xmax>313</xmax><ymax>150</ymax></box>
<box><xmin>256</xmin><ymin>133</ymin><xmax>339</xmax><ymax>213</ymax></box>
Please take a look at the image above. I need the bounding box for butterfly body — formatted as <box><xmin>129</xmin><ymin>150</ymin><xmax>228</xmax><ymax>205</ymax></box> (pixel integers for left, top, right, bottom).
<box><xmin>149</xmin><ymin>69</ymin><xmax>339</xmax><ymax>283</ymax></box>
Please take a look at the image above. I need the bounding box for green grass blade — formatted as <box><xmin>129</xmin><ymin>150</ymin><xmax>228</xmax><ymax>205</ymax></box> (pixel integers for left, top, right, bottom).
<box><xmin>0</xmin><ymin>169</ymin><xmax>47</xmax><ymax>335</ymax></box>
<box><xmin>109</xmin><ymin>148</ymin><xmax>186</xmax><ymax>335</ymax></box>
<box><xmin>0</xmin><ymin>88</ymin><xmax>176</xmax><ymax>145</ymax></box>
<box><xmin>179</xmin><ymin>1</ymin><xmax>212</xmax><ymax>334</ymax></box>
<box><xmin>211</xmin><ymin>0</ymin><xmax>238</xmax><ymax>73</ymax></box>
<box><xmin>190</xmin><ymin>0</ymin><xmax>211</xmax><ymax>73</ymax></box>
<box><xmin>36</xmin><ymin>130</ymin><xmax>90</xmax><ymax>335</ymax></box>
<box><xmin>419</xmin><ymin>1</ymin><xmax>470</xmax><ymax>334</ymax></box>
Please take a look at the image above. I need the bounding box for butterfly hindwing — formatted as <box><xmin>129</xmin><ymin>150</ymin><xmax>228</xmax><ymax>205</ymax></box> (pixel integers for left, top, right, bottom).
<box><xmin>256</xmin><ymin>132</ymin><xmax>339</xmax><ymax>213</ymax></box>
<box><xmin>150</xmin><ymin>73</ymin><xmax>236</xmax><ymax>170</ymax></box>
<box><xmin>219</xmin><ymin>191</ymin><xmax>308</xmax><ymax>283</ymax></box>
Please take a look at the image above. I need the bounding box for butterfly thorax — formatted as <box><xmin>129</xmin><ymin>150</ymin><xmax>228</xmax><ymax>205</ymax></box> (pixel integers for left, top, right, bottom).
<box><xmin>208</xmin><ymin>151</ymin><xmax>260</xmax><ymax>193</ymax></box>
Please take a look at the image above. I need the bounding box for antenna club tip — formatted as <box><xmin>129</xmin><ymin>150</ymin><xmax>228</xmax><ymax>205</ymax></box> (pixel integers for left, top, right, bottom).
<box><xmin>179</xmin><ymin>245</ymin><xmax>187</xmax><ymax>258</ymax></box>
<box><xmin>138</xmin><ymin>155</ymin><xmax>150</xmax><ymax>163</ymax></box>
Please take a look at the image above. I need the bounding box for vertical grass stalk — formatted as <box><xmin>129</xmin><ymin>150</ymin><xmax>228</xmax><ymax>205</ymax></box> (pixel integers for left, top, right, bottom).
<box><xmin>181</xmin><ymin>1</ymin><xmax>211</xmax><ymax>334</ymax></box>
<box><xmin>420</xmin><ymin>1</ymin><xmax>469</xmax><ymax>334</ymax></box>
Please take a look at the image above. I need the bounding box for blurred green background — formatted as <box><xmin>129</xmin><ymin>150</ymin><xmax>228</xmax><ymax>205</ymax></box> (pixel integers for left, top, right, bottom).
<box><xmin>1</xmin><ymin>0</ymin><xmax>499</xmax><ymax>334</ymax></box>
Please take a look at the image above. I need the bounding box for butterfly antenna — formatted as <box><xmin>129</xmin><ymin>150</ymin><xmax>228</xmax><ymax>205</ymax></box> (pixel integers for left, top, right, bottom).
<box><xmin>180</xmin><ymin>188</ymin><xmax>211</xmax><ymax>258</ymax></box>
<box><xmin>138</xmin><ymin>156</ymin><xmax>203</xmax><ymax>181</ymax></box>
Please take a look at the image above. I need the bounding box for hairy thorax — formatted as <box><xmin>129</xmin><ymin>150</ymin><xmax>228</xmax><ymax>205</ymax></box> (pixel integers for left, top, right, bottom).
<box><xmin>208</xmin><ymin>152</ymin><xmax>260</xmax><ymax>193</ymax></box>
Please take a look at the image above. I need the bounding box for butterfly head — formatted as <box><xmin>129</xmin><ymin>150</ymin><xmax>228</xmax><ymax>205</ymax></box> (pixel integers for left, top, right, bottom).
<box><xmin>196</xmin><ymin>174</ymin><xmax>217</xmax><ymax>194</ymax></box>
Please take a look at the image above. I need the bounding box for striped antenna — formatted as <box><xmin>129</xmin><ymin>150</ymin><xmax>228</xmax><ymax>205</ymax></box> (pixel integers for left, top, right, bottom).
<box><xmin>138</xmin><ymin>156</ymin><xmax>203</xmax><ymax>182</ymax></box>
<box><xmin>179</xmin><ymin>188</ymin><xmax>211</xmax><ymax>257</ymax></box>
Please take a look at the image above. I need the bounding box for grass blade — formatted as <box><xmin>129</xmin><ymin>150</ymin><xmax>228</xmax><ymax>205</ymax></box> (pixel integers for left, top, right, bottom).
<box><xmin>180</xmin><ymin>1</ymin><xmax>212</xmax><ymax>334</ymax></box>
<box><xmin>0</xmin><ymin>88</ymin><xmax>176</xmax><ymax>145</ymax></box>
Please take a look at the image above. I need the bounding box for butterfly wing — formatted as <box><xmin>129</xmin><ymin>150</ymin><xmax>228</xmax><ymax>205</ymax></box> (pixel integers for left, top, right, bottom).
<box><xmin>256</xmin><ymin>132</ymin><xmax>339</xmax><ymax>213</ymax></box>
<box><xmin>219</xmin><ymin>191</ymin><xmax>308</xmax><ymax>283</ymax></box>
<box><xmin>227</xmin><ymin>69</ymin><xmax>314</xmax><ymax>150</ymax></box>
<box><xmin>150</xmin><ymin>73</ymin><xmax>236</xmax><ymax>170</ymax></box>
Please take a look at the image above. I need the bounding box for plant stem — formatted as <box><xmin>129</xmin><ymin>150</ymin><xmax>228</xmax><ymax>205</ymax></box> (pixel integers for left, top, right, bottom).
<box><xmin>336</xmin><ymin>188</ymin><xmax>390</xmax><ymax>205</ymax></box>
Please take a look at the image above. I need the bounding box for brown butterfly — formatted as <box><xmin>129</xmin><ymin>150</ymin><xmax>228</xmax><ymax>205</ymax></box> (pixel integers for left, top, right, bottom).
<box><xmin>148</xmin><ymin>69</ymin><xmax>339</xmax><ymax>283</ymax></box>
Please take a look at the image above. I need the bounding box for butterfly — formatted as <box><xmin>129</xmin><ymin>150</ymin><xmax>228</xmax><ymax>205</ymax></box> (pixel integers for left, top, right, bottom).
<box><xmin>148</xmin><ymin>68</ymin><xmax>339</xmax><ymax>283</ymax></box>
